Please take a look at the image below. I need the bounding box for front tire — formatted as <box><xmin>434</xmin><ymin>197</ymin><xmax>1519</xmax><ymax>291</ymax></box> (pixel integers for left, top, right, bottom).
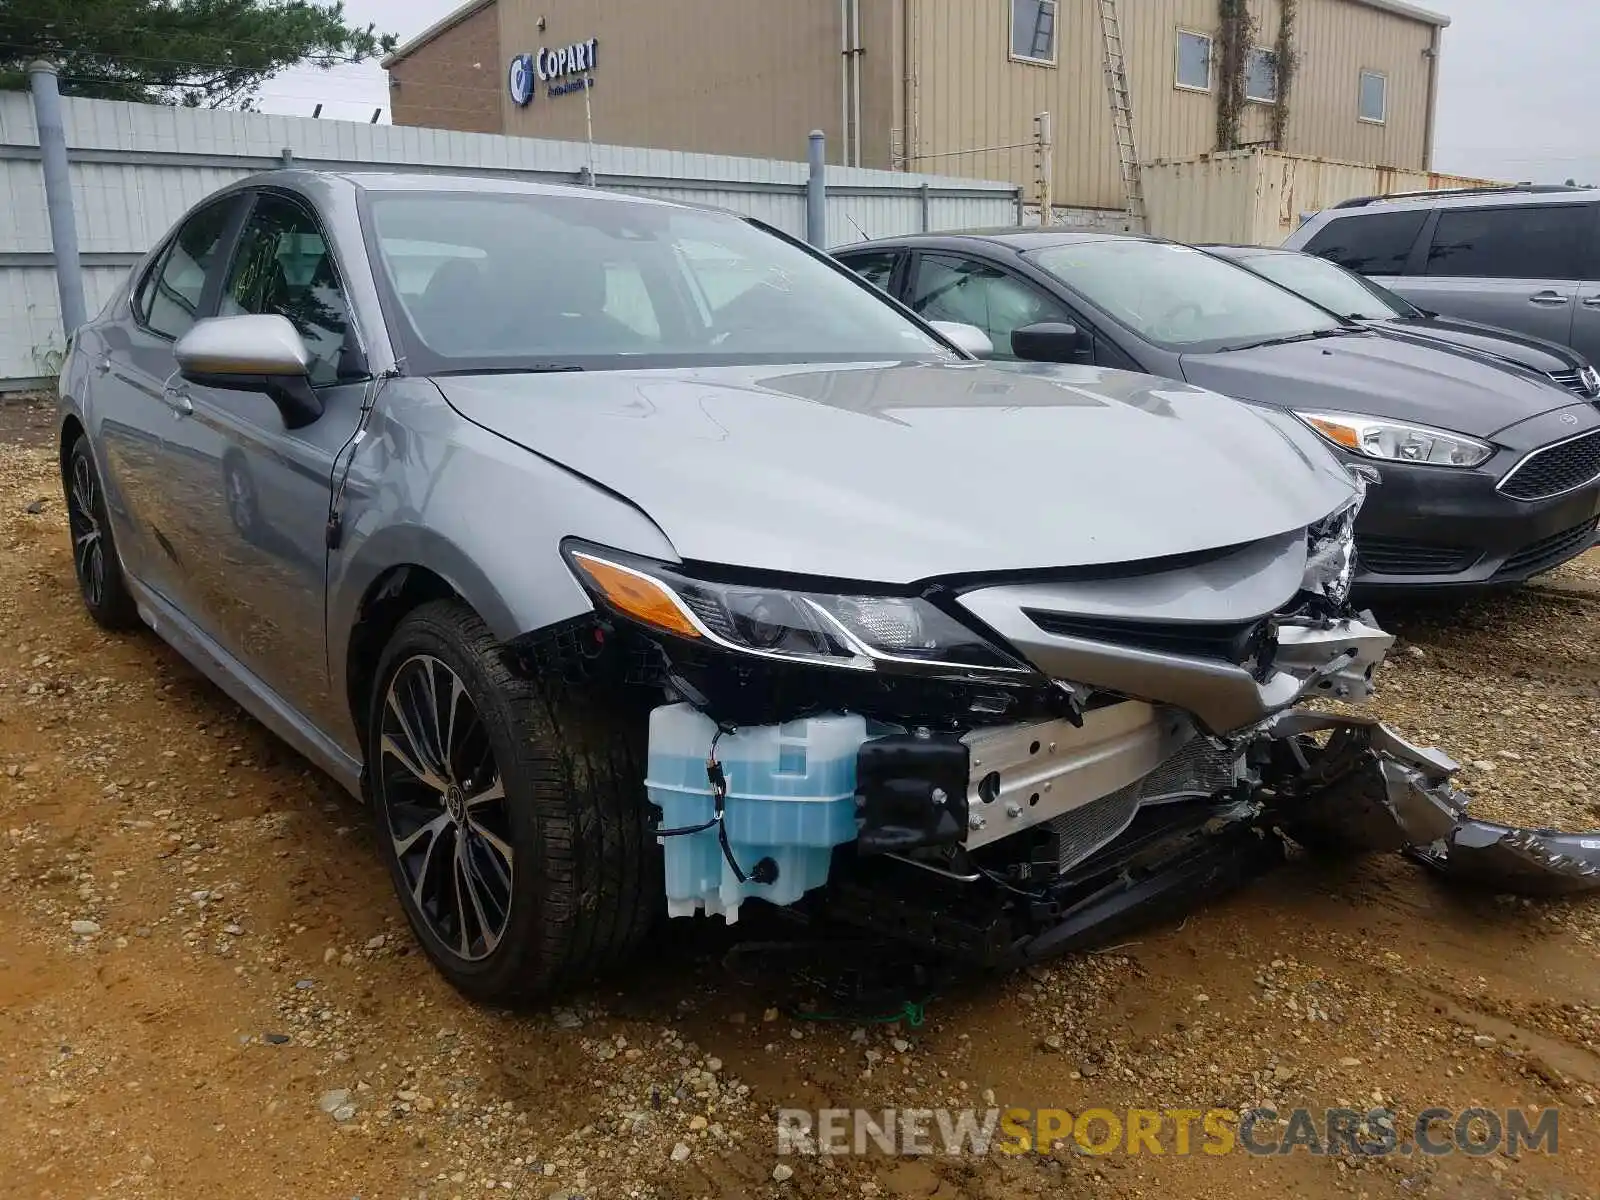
<box><xmin>368</xmin><ymin>600</ymin><xmax>660</xmax><ymax>1002</ymax></box>
<box><xmin>63</xmin><ymin>435</ymin><xmax>139</xmax><ymax>630</ymax></box>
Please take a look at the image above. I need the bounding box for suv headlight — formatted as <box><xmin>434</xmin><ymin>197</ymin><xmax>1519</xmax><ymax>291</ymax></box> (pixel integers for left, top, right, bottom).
<box><xmin>1295</xmin><ymin>410</ymin><xmax>1493</xmax><ymax>468</ymax></box>
<box><xmin>1301</xmin><ymin>476</ymin><xmax>1365</xmax><ymax>606</ymax></box>
<box><xmin>565</xmin><ymin>547</ymin><xmax>1032</xmax><ymax>678</ymax></box>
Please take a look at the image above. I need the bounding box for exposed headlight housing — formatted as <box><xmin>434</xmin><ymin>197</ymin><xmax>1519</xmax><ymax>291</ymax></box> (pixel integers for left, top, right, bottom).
<box><xmin>565</xmin><ymin>547</ymin><xmax>1032</xmax><ymax>678</ymax></box>
<box><xmin>1301</xmin><ymin>474</ymin><xmax>1366</xmax><ymax>607</ymax></box>
<box><xmin>1295</xmin><ymin>410</ymin><xmax>1493</xmax><ymax>468</ymax></box>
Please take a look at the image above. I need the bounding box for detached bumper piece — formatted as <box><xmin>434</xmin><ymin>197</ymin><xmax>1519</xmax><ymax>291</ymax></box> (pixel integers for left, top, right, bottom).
<box><xmin>1265</xmin><ymin>712</ymin><xmax>1600</xmax><ymax>896</ymax></box>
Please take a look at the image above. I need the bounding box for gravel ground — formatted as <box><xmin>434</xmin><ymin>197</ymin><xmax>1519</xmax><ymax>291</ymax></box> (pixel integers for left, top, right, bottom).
<box><xmin>2</xmin><ymin>392</ymin><xmax>1599</xmax><ymax>1200</ymax></box>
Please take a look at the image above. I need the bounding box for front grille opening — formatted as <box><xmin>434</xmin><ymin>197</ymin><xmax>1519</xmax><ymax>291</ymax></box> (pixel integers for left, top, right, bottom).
<box><xmin>1356</xmin><ymin>536</ymin><xmax>1480</xmax><ymax>576</ymax></box>
<box><xmin>1496</xmin><ymin>517</ymin><xmax>1599</xmax><ymax>578</ymax></box>
<box><xmin>1499</xmin><ymin>430</ymin><xmax>1600</xmax><ymax>501</ymax></box>
<box><xmin>1025</xmin><ymin>610</ymin><xmax>1273</xmax><ymax>674</ymax></box>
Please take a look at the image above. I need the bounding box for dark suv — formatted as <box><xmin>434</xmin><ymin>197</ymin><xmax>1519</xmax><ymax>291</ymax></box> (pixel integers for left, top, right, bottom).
<box><xmin>1282</xmin><ymin>185</ymin><xmax>1600</xmax><ymax>365</ymax></box>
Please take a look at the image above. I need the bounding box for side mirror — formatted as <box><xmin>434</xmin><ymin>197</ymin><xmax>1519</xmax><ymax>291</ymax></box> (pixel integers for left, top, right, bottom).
<box><xmin>928</xmin><ymin>320</ymin><xmax>995</xmax><ymax>359</ymax></box>
<box><xmin>174</xmin><ymin>314</ymin><xmax>323</xmax><ymax>429</ymax></box>
<box><xmin>1011</xmin><ymin>321</ymin><xmax>1090</xmax><ymax>364</ymax></box>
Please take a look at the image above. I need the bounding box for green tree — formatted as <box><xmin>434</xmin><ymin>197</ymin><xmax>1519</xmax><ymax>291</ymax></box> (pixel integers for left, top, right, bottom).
<box><xmin>0</xmin><ymin>0</ymin><xmax>395</xmax><ymax>108</ymax></box>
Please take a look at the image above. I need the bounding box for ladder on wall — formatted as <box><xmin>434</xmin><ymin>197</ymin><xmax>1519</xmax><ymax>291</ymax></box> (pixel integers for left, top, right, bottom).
<box><xmin>1097</xmin><ymin>0</ymin><xmax>1147</xmax><ymax>231</ymax></box>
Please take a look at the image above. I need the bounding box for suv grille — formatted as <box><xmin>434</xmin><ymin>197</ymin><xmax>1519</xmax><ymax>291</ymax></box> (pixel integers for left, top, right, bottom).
<box><xmin>1496</xmin><ymin>517</ymin><xmax>1599</xmax><ymax>578</ymax></box>
<box><xmin>1549</xmin><ymin>367</ymin><xmax>1600</xmax><ymax>399</ymax></box>
<box><xmin>1498</xmin><ymin>430</ymin><xmax>1600</xmax><ymax>501</ymax></box>
<box><xmin>1355</xmin><ymin>537</ymin><xmax>1479</xmax><ymax>576</ymax></box>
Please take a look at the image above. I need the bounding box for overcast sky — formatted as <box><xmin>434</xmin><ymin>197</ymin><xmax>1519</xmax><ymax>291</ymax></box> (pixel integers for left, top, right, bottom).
<box><xmin>254</xmin><ymin>0</ymin><xmax>1597</xmax><ymax>185</ymax></box>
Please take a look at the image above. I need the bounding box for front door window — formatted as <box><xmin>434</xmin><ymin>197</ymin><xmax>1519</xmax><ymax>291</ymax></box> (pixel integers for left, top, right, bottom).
<box><xmin>909</xmin><ymin>254</ymin><xmax>1075</xmax><ymax>359</ymax></box>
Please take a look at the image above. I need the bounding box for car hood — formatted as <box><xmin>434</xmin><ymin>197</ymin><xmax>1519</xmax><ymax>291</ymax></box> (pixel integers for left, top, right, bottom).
<box><xmin>435</xmin><ymin>359</ymin><xmax>1354</xmax><ymax>583</ymax></box>
<box><xmin>1372</xmin><ymin>315</ymin><xmax>1585</xmax><ymax>376</ymax></box>
<box><xmin>1179</xmin><ymin>329</ymin><xmax>1577</xmax><ymax>439</ymax></box>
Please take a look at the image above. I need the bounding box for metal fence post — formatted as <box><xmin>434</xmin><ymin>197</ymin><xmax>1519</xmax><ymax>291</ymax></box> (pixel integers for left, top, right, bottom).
<box><xmin>28</xmin><ymin>61</ymin><xmax>87</xmax><ymax>338</ymax></box>
<box><xmin>806</xmin><ymin>130</ymin><xmax>827</xmax><ymax>247</ymax></box>
<box><xmin>919</xmin><ymin>181</ymin><xmax>930</xmax><ymax>232</ymax></box>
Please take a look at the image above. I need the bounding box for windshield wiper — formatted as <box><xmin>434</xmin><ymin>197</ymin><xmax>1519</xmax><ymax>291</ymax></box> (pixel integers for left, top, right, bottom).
<box><xmin>1224</xmin><ymin>328</ymin><xmax>1351</xmax><ymax>352</ymax></box>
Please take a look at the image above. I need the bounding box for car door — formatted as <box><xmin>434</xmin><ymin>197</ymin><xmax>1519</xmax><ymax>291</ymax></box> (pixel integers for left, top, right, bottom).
<box><xmin>94</xmin><ymin>194</ymin><xmax>248</xmax><ymax>605</ymax></box>
<box><xmin>1395</xmin><ymin>203</ymin><xmax>1597</xmax><ymax>350</ymax></box>
<box><xmin>158</xmin><ymin>188</ymin><xmax>369</xmax><ymax>716</ymax></box>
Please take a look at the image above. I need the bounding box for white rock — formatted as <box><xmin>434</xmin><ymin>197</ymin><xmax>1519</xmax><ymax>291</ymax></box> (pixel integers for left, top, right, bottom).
<box><xmin>669</xmin><ymin>1142</ymin><xmax>691</xmax><ymax>1163</ymax></box>
<box><xmin>772</xmin><ymin>1163</ymin><xmax>795</xmax><ymax>1183</ymax></box>
<box><xmin>318</xmin><ymin>1088</ymin><xmax>352</xmax><ymax>1114</ymax></box>
<box><xmin>70</xmin><ymin>919</ymin><xmax>100</xmax><ymax>935</ymax></box>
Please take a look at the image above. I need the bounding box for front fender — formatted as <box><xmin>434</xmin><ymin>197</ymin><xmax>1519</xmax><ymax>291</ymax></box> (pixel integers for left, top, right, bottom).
<box><xmin>326</xmin><ymin>381</ymin><xmax>680</xmax><ymax>749</ymax></box>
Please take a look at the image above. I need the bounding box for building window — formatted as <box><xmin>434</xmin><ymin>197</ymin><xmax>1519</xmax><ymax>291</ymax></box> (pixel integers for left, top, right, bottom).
<box><xmin>1359</xmin><ymin>70</ymin><xmax>1388</xmax><ymax>124</ymax></box>
<box><xmin>1011</xmin><ymin>0</ymin><xmax>1057</xmax><ymax>65</ymax></box>
<box><xmin>1175</xmin><ymin>30</ymin><xmax>1213</xmax><ymax>91</ymax></box>
<box><xmin>1245</xmin><ymin>47</ymin><xmax>1279</xmax><ymax>103</ymax></box>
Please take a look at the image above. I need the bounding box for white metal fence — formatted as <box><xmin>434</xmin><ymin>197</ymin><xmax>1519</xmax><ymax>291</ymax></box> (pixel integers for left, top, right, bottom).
<box><xmin>0</xmin><ymin>92</ymin><xmax>1023</xmax><ymax>387</ymax></box>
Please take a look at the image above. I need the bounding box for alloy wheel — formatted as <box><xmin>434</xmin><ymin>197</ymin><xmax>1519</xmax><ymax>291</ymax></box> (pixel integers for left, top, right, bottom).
<box><xmin>67</xmin><ymin>453</ymin><xmax>106</xmax><ymax>608</ymax></box>
<box><xmin>378</xmin><ymin>654</ymin><xmax>514</xmax><ymax>961</ymax></box>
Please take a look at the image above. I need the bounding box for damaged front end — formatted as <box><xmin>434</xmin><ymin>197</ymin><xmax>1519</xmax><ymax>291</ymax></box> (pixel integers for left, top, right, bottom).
<box><xmin>556</xmin><ymin>496</ymin><xmax>1600</xmax><ymax>968</ymax></box>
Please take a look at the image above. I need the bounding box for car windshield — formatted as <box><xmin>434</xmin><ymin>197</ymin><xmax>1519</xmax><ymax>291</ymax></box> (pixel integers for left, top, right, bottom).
<box><xmin>1232</xmin><ymin>251</ymin><xmax>1414</xmax><ymax>321</ymax></box>
<box><xmin>1026</xmin><ymin>239</ymin><xmax>1347</xmax><ymax>352</ymax></box>
<box><xmin>363</xmin><ymin>190</ymin><xmax>947</xmax><ymax>373</ymax></box>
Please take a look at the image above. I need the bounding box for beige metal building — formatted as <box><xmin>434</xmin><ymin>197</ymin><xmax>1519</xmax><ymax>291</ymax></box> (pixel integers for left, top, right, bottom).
<box><xmin>384</xmin><ymin>0</ymin><xmax>1449</xmax><ymax>216</ymax></box>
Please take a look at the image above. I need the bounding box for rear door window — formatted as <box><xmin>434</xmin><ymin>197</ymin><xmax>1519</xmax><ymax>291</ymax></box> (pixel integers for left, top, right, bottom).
<box><xmin>1302</xmin><ymin>210</ymin><xmax>1428</xmax><ymax>275</ymax></box>
<box><xmin>838</xmin><ymin>250</ymin><xmax>901</xmax><ymax>294</ymax></box>
<box><xmin>1424</xmin><ymin>204</ymin><xmax>1595</xmax><ymax>280</ymax></box>
<box><xmin>141</xmin><ymin>199</ymin><xmax>238</xmax><ymax>340</ymax></box>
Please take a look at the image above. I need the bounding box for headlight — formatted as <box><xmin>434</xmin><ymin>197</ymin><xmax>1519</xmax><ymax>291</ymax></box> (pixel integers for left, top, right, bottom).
<box><xmin>1301</xmin><ymin>476</ymin><xmax>1365</xmax><ymax>606</ymax></box>
<box><xmin>1295</xmin><ymin>410</ymin><xmax>1493</xmax><ymax>468</ymax></box>
<box><xmin>565</xmin><ymin>547</ymin><xmax>1031</xmax><ymax>677</ymax></box>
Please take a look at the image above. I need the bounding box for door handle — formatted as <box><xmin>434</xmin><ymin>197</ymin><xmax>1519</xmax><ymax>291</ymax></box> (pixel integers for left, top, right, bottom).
<box><xmin>1528</xmin><ymin>291</ymin><xmax>1570</xmax><ymax>307</ymax></box>
<box><xmin>1582</xmin><ymin>296</ymin><xmax>1600</xmax><ymax>310</ymax></box>
<box><xmin>162</xmin><ymin>383</ymin><xmax>193</xmax><ymax>417</ymax></box>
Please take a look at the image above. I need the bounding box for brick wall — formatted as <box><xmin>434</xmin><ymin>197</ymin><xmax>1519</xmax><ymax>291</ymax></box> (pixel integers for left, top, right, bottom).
<box><xmin>387</xmin><ymin>1</ymin><xmax>503</xmax><ymax>135</ymax></box>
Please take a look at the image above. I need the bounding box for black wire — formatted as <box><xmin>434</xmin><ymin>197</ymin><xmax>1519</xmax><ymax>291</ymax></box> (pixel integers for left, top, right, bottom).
<box><xmin>653</xmin><ymin>728</ymin><xmax>728</xmax><ymax>837</ymax></box>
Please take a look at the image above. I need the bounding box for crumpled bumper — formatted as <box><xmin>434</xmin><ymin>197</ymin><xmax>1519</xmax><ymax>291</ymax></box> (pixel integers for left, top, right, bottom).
<box><xmin>1265</xmin><ymin>711</ymin><xmax>1600</xmax><ymax>895</ymax></box>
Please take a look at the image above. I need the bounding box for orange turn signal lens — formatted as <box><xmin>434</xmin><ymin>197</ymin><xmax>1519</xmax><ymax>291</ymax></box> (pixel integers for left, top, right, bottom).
<box><xmin>570</xmin><ymin>553</ymin><xmax>702</xmax><ymax>639</ymax></box>
<box><xmin>1302</xmin><ymin>415</ymin><xmax>1363</xmax><ymax>452</ymax></box>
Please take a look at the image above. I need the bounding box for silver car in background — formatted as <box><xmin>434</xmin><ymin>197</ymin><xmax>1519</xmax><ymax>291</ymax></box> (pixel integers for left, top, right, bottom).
<box><xmin>1283</xmin><ymin>184</ymin><xmax>1600</xmax><ymax>364</ymax></box>
<box><xmin>56</xmin><ymin>173</ymin><xmax>1598</xmax><ymax>1002</ymax></box>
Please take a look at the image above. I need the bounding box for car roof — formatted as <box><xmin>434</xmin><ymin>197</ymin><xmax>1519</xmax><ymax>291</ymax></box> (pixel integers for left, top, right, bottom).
<box><xmin>1320</xmin><ymin>185</ymin><xmax>1597</xmax><ymax>216</ymax></box>
<box><xmin>835</xmin><ymin>228</ymin><xmax>1159</xmax><ymax>253</ymax></box>
<box><xmin>236</xmin><ymin>167</ymin><xmax>703</xmax><ymax>209</ymax></box>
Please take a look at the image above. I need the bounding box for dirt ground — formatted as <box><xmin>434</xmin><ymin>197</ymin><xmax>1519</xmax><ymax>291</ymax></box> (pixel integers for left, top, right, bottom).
<box><xmin>2</xmin><ymin>390</ymin><xmax>1598</xmax><ymax>1200</ymax></box>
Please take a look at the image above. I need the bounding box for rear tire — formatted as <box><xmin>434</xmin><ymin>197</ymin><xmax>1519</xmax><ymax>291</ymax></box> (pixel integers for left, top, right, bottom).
<box><xmin>368</xmin><ymin>599</ymin><xmax>660</xmax><ymax>1002</ymax></box>
<box><xmin>63</xmin><ymin>435</ymin><xmax>139</xmax><ymax>630</ymax></box>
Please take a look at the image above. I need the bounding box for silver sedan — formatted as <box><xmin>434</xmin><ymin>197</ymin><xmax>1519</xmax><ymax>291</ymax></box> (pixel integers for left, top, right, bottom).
<box><xmin>58</xmin><ymin>172</ymin><xmax>1583</xmax><ymax>1001</ymax></box>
